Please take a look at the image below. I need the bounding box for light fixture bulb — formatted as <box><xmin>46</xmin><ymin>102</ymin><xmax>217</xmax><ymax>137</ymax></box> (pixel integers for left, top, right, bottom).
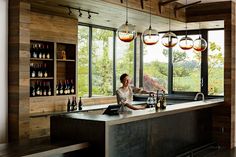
<box><xmin>118</xmin><ymin>21</ymin><xmax>136</xmax><ymax>42</ymax></box>
<box><xmin>142</xmin><ymin>26</ymin><xmax>159</xmax><ymax>45</ymax></box>
<box><xmin>161</xmin><ymin>32</ymin><xmax>178</xmax><ymax>48</ymax></box>
<box><xmin>179</xmin><ymin>36</ymin><xmax>194</xmax><ymax>50</ymax></box>
<box><xmin>193</xmin><ymin>37</ymin><xmax>208</xmax><ymax>51</ymax></box>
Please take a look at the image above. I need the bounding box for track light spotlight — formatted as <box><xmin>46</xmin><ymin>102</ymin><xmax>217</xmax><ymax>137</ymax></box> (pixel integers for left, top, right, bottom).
<box><xmin>88</xmin><ymin>11</ymin><xmax>91</xmax><ymax>19</ymax></box>
<box><xmin>79</xmin><ymin>9</ymin><xmax>82</xmax><ymax>17</ymax></box>
<box><xmin>68</xmin><ymin>7</ymin><xmax>72</xmax><ymax>16</ymax></box>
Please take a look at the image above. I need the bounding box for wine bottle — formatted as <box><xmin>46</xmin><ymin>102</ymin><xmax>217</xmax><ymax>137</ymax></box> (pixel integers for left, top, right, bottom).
<box><xmin>36</xmin><ymin>81</ymin><xmax>40</xmax><ymax>96</ymax></box>
<box><xmin>32</xmin><ymin>44</ymin><xmax>38</xmax><ymax>58</ymax></box>
<box><xmin>71</xmin><ymin>96</ymin><xmax>75</xmax><ymax>111</ymax></box>
<box><xmin>42</xmin><ymin>44</ymin><xmax>46</xmax><ymax>59</ymax></box>
<box><xmin>56</xmin><ymin>81</ymin><xmax>59</xmax><ymax>95</ymax></box>
<box><xmin>43</xmin><ymin>63</ymin><xmax>48</xmax><ymax>77</ymax></box>
<box><xmin>43</xmin><ymin>81</ymin><xmax>47</xmax><ymax>96</ymax></box>
<box><xmin>46</xmin><ymin>45</ymin><xmax>50</xmax><ymax>59</ymax></box>
<box><xmin>59</xmin><ymin>80</ymin><xmax>64</xmax><ymax>95</ymax></box>
<box><xmin>66</xmin><ymin>80</ymin><xmax>71</xmax><ymax>94</ymax></box>
<box><xmin>37</xmin><ymin>64</ymin><xmax>42</xmax><ymax>77</ymax></box>
<box><xmin>67</xmin><ymin>98</ymin><xmax>71</xmax><ymax>112</ymax></box>
<box><xmin>64</xmin><ymin>80</ymin><xmax>68</xmax><ymax>95</ymax></box>
<box><xmin>74</xmin><ymin>97</ymin><xmax>77</xmax><ymax>111</ymax></box>
<box><xmin>30</xmin><ymin>63</ymin><xmax>35</xmax><ymax>78</ymax></box>
<box><xmin>38</xmin><ymin>44</ymin><xmax>42</xmax><ymax>59</ymax></box>
<box><xmin>78</xmin><ymin>97</ymin><xmax>83</xmax><ymax>110</ymax></box>
<box><xmin>155</xmin><ymin>90</ymin><xmax>159</xmax><ymax>110</ymax></box>
<box><xmin>30</xmin><ymin>82</ymin><xmax>36</xmax><ymax>97</ymax></box>
<box><xmin>47</xmin><ymin>82</ymin><xmax>52</xmax><ymax>96</ymax></box>
<box><xmin>70</xmin><ymin>79</ymin><xmax>75</xmax><ymax>94</ymax></box>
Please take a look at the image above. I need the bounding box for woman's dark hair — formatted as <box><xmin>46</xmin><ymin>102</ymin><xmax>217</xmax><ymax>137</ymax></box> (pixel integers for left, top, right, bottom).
<box><xmin>120</xmin><ymin>73</ymin><xmax>128</xmax><ymax>82</ymax></box>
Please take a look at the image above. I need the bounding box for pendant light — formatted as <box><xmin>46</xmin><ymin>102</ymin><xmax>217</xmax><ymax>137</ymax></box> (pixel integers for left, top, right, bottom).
<box><xmin>142</xmin><ymin>0</ymin><xmax>159</xmax><ymax>45</ymax></box>
<box><xmin>179</xmin><ymin>0</ymin><xmax>193</xmax><ymax>50</ymax></box>
<box><xmin>193</xmin><ymin>23</ymin><xmax>207</xmax><ymax>51</ymax></box>
<box><xmin>161</xmin><ymin>5</ymin><xmax>178</xmax><ymax>48</ymax></box>
<box><xmin>117</xmin><ymin>0</ymin><xmax>136</xmax><ymax>42</ymax></box>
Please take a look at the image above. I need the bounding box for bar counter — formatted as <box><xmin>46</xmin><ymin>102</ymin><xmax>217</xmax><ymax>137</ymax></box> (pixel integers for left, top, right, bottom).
<box><xmin>51</xmin><ymin>99</ymin><xmax>223</xmax><ymax>157</ymax></box>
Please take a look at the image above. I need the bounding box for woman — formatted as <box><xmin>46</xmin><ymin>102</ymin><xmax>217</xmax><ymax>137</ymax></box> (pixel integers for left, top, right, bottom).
<box><xmin>116</xmin><ymin>73</ymin><xmax>153</xmax><ymax>111</ymax></box>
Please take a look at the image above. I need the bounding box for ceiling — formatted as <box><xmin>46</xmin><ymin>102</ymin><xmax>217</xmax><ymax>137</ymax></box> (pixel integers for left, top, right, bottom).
<box><xmin>31</xmin><ymin>0</ymin><xmax>225</xmax><ymax>32</ymax></box>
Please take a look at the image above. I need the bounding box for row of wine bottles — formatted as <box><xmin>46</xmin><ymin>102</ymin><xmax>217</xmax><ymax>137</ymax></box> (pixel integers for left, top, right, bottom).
<box><xmin>30</xmin><ymin>81</ymin><xmax>52</xmax><ymax>97</ymax></box>
<box><xmin>30</xmin><ymin>63</ymin><xmax>51</xmax><ymax>78</ymax></box>
<box><xmin>56</xmin><ymin>80</ymin><xmax>75</xmax><ymax>95</ymax></box>
<box><xmin>146</xmin><ymin>90</ymin><xmax>166</xmax><ymax>110</ymax></box>
<box><xmin>67</xmin><ymin>96</ymin><xmax>83</xmax><ymax>112</ymax></box>
<box><xmin>31</xmin><ymin>43</ymin><xmax>52</xmax><ymax>59</ymax></box>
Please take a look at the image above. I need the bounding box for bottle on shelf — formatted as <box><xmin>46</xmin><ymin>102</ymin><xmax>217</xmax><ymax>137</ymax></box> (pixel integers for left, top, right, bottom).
<box><xmin>43</xmin><ymin>63</ymin><xmax>48</xmax><ymax>77</ymax></box>
<box><xmin>42</xmin><ymin>81</ymin><xmax>47</xmax><ymax>96</ymax></box>
<box><xmin>38</xmin><ymin>44</ymin><xmax>42</xmax><ymax>59</ymax></box>
<box><xmin>32</xmin><ymin>44</ymin><xmax>38</xmax><ymax>58</ymax></box>
<box><xmin>30</xmin><ymin>63</ymin><xmax>35</xmax><ymax>78</ymax></box>
<box><xmin>70</xmin><ymin>79</ymin><xmax>75</xmax><ymax>94</ymax></box>
<box><xmin>78</xmin><ymin>97</ymin><xmax>83</xmax><ymax>110</ymax></box>
<box><xmin>37</xmin><ymin>64</ymin><xmax>43</xmax><ymax>77</ymax></box>
<box><xmin>46</xmin><ymin>45</ymin><xmax>50</xmax><ymax>59</ymax></box>
<box><xmin>64</xmin><ymin>80</ymin><xmax>68</xmax><ymax>95</ymax></box>
<box><xmin>30</xmin><ymin>82</ymin><xmax>36</xmax><ymax>97</ymax></box>
<box><xmin>47</xmin><ymin>82</ymin><xmax>52</xmax><ymax>96</ymax></box>
<box><xmin>56</xmin><ymin>81</ymin><xmax>59</xmax><ymax>95</ymax></box>
<box><xmin>36</xmin><ymin>81</ymin><xmax>40</xmax><ymax>96</ymax></box>
<box><xmin>71</xmin><ymin>96</ymin><xmax>75</xmax><ymax>111</ymax></box>
<box><xmin>42</xmin><ymin>44</ymin><xmax>46</xmax><ymax>59</ymax></box>
<box><xmin>59</xmin><ymin>80</ymin><xmax>64</xmax><ymax>95</ymax></box>
<box><xmin>66</xmin><ymin>80</ymin><xmax>71</xmax><ymax>95</ymax></box>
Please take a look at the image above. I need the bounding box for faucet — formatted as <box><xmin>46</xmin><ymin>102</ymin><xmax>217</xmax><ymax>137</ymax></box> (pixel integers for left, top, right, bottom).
<box><xmin>194</xmin><ymin>92</ymin><xmax>205</xmax><ymax>101</ymax></box>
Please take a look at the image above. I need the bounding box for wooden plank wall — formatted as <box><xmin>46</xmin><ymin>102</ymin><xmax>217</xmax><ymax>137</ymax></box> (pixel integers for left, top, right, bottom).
<box><xmin>187</xmin><ymin>1</ymin><xmax>235</xmax><ymax>148</ymax></box>
<box><xmin>8</xmin><ymin>0</ymin><xmax>31</xmax><ymax>142</ymax></box>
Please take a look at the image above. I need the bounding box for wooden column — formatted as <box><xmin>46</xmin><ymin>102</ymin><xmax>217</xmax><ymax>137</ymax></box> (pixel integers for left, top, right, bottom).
<box><xmin>187</xmin><ymin>1</ymin><xmax>235</xmax><ymax>148</ymax></box>
<box><xmin>8</xmin><ymin>0</ymin><xmax>31</xmax><ymax>141</ymax></box>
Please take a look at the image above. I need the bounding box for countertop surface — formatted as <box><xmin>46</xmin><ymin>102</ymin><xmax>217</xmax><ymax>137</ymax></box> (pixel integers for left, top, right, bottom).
<box><xmin>56</xmin><ymin>98</ymin><xmax>224</xmax><ymax>125</ymax></box>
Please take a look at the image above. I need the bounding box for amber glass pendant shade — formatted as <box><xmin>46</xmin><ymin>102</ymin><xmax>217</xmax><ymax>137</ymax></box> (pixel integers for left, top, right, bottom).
<box><xmin>161</xmin><ymin>32</ymin><xmax>178</xmax><ymax>48</ymax></box>
<box><xmin>142</xmin><ymin>26</ymin><xmax>159</xmax><ymax>45</ymax></box>
<box><xmin>193</xmin><ymin>37</ymin><xmax>208</xmax><ymax>51</ymax></box>
<box><xmin>118</xmin><ymin>21</ymin><xmax>136</xmax><ymax>42</ymax></box>
<box><xmin>179</xmin><ymin>36</ymin><xmax>194</xmax><ymax>50</ymax></box>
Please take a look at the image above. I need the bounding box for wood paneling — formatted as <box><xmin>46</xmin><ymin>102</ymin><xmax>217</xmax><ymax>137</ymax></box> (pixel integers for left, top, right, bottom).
<box><xmin>8</xmin><ymin>0</ymin><xmax>31</xmax><ymax>142</ymax></box>
<box><xmin>186</xmin><ymin>1</ymin><xmax>235</xmax><ymax>149</ymax></box>
<box><xmin>30</xmin><ymin>12</ymin><xmax>77</xmax><ymax>44</ymax></box>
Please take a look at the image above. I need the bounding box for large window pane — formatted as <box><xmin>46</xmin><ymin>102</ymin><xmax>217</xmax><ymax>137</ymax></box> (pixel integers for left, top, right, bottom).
<box><xmin>208</xmin><ymin>30</ymin><xmax>224</xmax><ymax>96</ymax></box>
<box><xmin>116</xmin><ymin>38</ymin><xmax>134</xmax><ymax>88</ymax></box>
<box><xmin>78</xmin><ymin>26</ymin><xmax>89</xmax><ymax>97</ymax></box>
<box><xmin>92</xmin><ymin>28</ymin><xmax>113</xmax><ymax>96</ymax></box>
<box><xmin>173</xmin><ymin>34</ymin><xmax>201</xmax><ymax>92</ymax></box>
<box><xmin>143</xmin><ymin>34</ymin><xmax>168</xmax><ymax>92</ymax></box>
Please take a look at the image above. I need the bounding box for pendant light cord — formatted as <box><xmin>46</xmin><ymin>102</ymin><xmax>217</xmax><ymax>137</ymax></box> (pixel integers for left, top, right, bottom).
<box><xmin>169</xmin><ymin>4</ymin><xmax>171</xmax><ymax>32</ymax></box>
<box><xmin>149</xmin><ymin>0</ymin><xmax>151</xmax><ymax>28</ymax></box>
<box><xmin>126</xmin><ymin>0</ymin><xmax>128</xmax><ymax>23</ymax></box>
<box><xmin>185</xmin><ymin>0</ymin><xmax>188</xmax><ymax>37</ymax></box>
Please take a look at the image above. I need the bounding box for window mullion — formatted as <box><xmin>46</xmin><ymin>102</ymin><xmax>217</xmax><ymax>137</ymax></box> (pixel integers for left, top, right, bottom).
<box><xmin>201</xmin><ymin>29</ymin><xmax>208</xmax><ymax>95</ymax></box>
<box><xmin>88</xmin><ymin>26</ymin><xmax>92</xmax><ymax>97</ymax></box>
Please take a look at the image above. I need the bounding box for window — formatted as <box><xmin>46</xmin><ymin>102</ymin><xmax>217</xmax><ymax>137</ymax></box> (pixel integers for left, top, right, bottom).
<box><xmin>77</xmin><ymin>24</ymin><xmax>135</xmax><ymax>97</ymax></box>
<box><xmin>208</xmin><ymin>30</ymin><xmax>224</xmax><ymax>96</ymax></box>
<box><xmin>92</xmin><ymin>28</ymin><xmax>113</xmax><ymax>96</ymax></box>
<box><xmin>116</xmin><ymin>38</ymin><xmax>134</xmax><ymax>88</ymax></box>
<box><xmin>143</xmin><ymin>34</ymin><xmax>168</xmax><ymax>92</ymax></box>
<box><xmin>172</xmin><ymin>34</ymin><xmax>201</xmax><ymax>92</ymax></box>
<box><xmin>78</xmin><ymin>26</ymin><xmax>89</xmax><ymax>97</ymax></box>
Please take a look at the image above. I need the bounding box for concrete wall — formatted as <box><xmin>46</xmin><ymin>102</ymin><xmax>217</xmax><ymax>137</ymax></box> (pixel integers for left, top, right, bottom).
<box><xmin>0</xmin><ymin>0</ymin><xmax>8</xmax><ymax>143</ymax></box>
